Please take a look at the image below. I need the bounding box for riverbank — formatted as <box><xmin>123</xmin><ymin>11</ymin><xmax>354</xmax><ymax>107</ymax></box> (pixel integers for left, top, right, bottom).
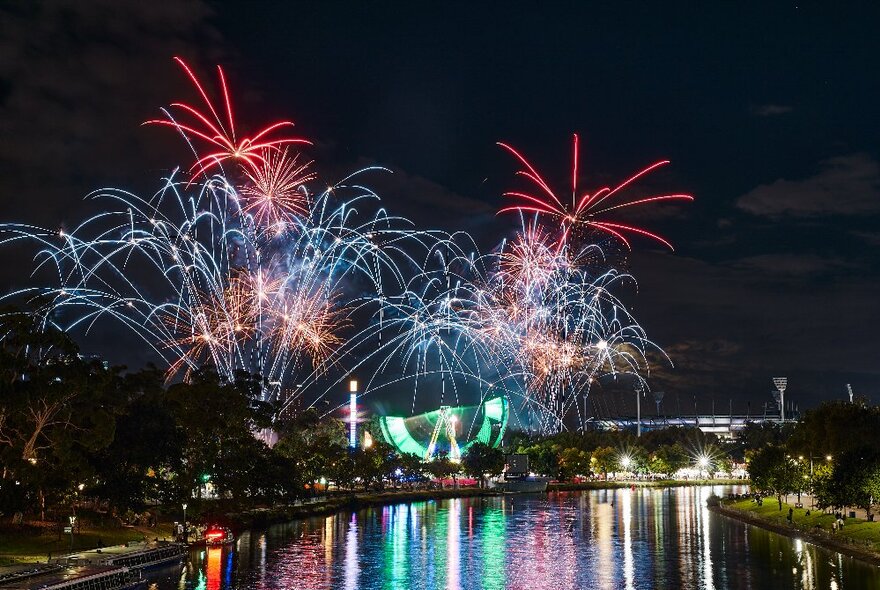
<box><xmin>549</xmin><ymin>478</ymin><xmax>747</xmax><ymax>492</ymax></box>
<box><xmin>1</xmin><ymin>481</ymin><xmax>747</xmax><ymax>565</ymax></box>
<box><xmin>710</xmin><ymin>498</ymin><xmax>880</xmax><ymax>566</ymax></box>
<box><xmin>225</xmin><ymin>487</ymin><xmax>502</xmax><ymax>530</ymax></box>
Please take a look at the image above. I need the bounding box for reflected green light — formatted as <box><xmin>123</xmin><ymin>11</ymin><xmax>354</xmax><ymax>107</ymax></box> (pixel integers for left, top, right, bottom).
<box><xmin>482</xmin><ymin>506</ymin><xmax>507</xmax><ymax>589</ymax></box>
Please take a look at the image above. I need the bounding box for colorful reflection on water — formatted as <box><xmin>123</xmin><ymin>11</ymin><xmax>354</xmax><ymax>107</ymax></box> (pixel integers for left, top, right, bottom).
<box><xmin>147</xmin><ymin>486</ymin><xmax>880</xmax><ymax>590</ymax></box>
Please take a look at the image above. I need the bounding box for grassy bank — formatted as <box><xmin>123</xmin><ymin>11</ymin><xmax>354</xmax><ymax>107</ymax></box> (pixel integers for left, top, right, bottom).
<box><xmin>549</xmin><ymin>478</ymin><xmax>748</xmax><ymax>492</ymax></box>
<box><xmin>713</xmin><ymin>498</ymin><xmax>880</xmax><ymax>565</ymax></box>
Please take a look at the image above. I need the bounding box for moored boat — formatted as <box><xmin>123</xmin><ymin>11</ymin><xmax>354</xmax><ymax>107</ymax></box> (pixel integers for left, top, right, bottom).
<box><xmin>204</xmin><ymin>526</ymin><xmax>235</xmax><ymax>546</ymax></box>
<box><xmin>488</xmin><ymin>453</ymin><xmax>550</xmax><ymax>493</ymax></box>
<box><xmin>51</xmin><ymin>541</ymin><xmax>187</xmax><ymax>571</ymax></box>
<box><xmin>0</xmin><ymin>564</ymin><xmax>142</xmax><ymax>590</ymax></box>
<box><xmin>487</xmin><ymin>476</ymin><xmax>550</xmax><ymax>493</ymax></box>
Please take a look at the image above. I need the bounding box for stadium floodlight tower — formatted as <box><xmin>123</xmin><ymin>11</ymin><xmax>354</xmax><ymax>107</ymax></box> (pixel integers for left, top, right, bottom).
<box><xmin>653</xmin><ymin>391</ymin><xmax>665</xmax><ymax>416</ymax></box>
<box><xmin>772</xmin><ymin>377</ymin><xmax>788</xmax><ymax>421</ymax></box>
<box><xmin>635</xmin><ymin>382</ymin><xmax>645</xmax><ymax>437</ymax></box>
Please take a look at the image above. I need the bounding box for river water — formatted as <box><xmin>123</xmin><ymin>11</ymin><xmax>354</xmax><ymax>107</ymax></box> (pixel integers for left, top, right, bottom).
<box><xmin>146</xmin><ymin>485</ymin><xmax>879</xmax><ymax>589</ymax></box>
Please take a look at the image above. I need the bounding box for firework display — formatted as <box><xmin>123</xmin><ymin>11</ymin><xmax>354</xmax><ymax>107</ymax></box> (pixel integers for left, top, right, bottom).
<box><xmin>0</xmin><ymin>59</ymin><xmax>691</xmax><ymax>434</ymax></box>
<box><xmin>498</xmin><ymin>134</ymin><xmax>693</xmax><ymax>250</ymax></box>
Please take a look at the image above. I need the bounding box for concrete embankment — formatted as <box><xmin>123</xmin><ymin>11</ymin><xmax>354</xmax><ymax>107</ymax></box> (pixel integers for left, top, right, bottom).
<box><xmin>709</xmin><ymin>501</ymin><xmax>880</xmax><ymax>567</ymax></box>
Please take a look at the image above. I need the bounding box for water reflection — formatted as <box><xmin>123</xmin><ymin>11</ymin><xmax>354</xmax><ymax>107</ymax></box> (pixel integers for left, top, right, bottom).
<box><xmin>147</xmin><ymin>486</ymin><xmax>879</xmax><ymax>590</ymax></box>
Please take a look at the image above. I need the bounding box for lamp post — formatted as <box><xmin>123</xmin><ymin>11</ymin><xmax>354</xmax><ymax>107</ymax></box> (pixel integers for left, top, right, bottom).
<box><xmin>182</xmin><ymin>502</ymin><xmax>188</xmax><ymax>543</ymax></box>
<box><xmin>68</xmin><ymin>515</ymin><xmax>76</xmax><ymax>551</ymax></box>
<box><xmin>806</xmin><ymin>454</ymin><xmax>832</xmax><ymax>508</ymax></box>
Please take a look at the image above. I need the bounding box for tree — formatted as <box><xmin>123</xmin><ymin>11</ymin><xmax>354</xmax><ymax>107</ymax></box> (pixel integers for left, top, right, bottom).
<box><xmin>275</xmin><ymin>408</ymin><xmax>347</xmax><ymax>496</ymax></box>
<box><xmin>558</xmin><ymin>447</ymin><xmax>591</xmax><ymax>481</ymax></box>
<box><xmin>788</xmin><ymin>401</ymin><xmax>880</xmax><ymax>458</ymax></box>
<box><xmin>649</xmin><ymin>444</ymin><xmax>689</xmax><ymax>477</ymax></box>
<box><xmin>395</xmin><ymin>451</ymin><xmax>427</xmax><ymax>489</ymax></box>
<box><xmin>517</xmin><ymin>442</ymin><xmax>560</xmax><ymax>478</ymax></box>
<box><xmin>166</xmin><ymin>370</ymin><xmax>274</xmax><ymax>503</ymax></box>
<box><xmin>461</xmin><ymin>442</ymin><xmax>505</xmax><ymax>487</ymax></box>
<box><xmin>0</xmin><ymin>311</ymin><xmax>124</xmax><ymax>517</ymax></box>
<box><xmin>827</xmin><ymin>447</ymin><xmax>880</xmax><ymax>517</ymax></box>
<box><xmin>353</xmin><ymin>440</ymin><xmax>399</xmax><ymax>491</ymax></box>
<box><xmin>591</xmin><ymin>446</ymin><xmax>616</xmax><ymax>480</ymax></box>
<box><xmin>92</xmin><ymin>369</ymin><xmax>183</xmax><ymax>510</ymax></box>
<box><xmin>748</xmin><ymin>446</ymin><xmax>799</xmax><ymax>510</ymax></box>
<box><xmin>426</xmin><ymin>453</ymin><xmax>460</xmax><ymax>488</ymax></box>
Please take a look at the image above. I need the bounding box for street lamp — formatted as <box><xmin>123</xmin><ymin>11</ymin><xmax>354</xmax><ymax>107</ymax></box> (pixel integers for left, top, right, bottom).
<box><xmin>696</xmin><ymin>455</ymin><xmax>711</xmax><ymax>480</ymax></box>
<box><xmin>68</xmin><ymin>515</ymin><xmax>76</xmax><ymax>551</ymax></box>
<box><xmin>182</xmin><ymin>503</ymin><xmax>188</xmax><ymax>544</ymax></box>
<box><xmin>620</xmin><ymin>455</ymin><xmax>632</xmax><ymax>478</ymax></box>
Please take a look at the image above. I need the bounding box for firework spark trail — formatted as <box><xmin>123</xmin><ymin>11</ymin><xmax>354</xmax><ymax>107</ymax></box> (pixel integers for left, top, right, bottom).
<box><xmin>0</xmin><ymin>170</ymin><xmax>434</xmax><ymax>401</ymax></box>
<box><xmin>312</xmin><ymin>220</ymin><xmax>663</xmax><ymax>435</ymax></box>
<box><xmin>0</xmin><ymin>183</ymin><xmax>661</xmax><ymax>434</ymax></box>
<box><xmin>497</xmin><ymin>134</ymin><xmax>693</xmax><ymax>250</ymax></box>
<box><xmin>144</xmin><ymin>57</ymin><xmax>311</xmax><ymax>177</ymax></box>
<box><xmin>240</xmin><ymin>148</ymin><xmax>315</xmax><ymax>229</ymax></box>
<box><xmin>0</xmin><ymin>57</ymin><xmax>679</xmax><ymax>435</ymax></box>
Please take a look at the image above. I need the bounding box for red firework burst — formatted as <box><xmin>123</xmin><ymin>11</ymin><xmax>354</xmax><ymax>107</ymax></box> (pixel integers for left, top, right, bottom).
<box><xmin>497</xmin><ymin>134</ymin><xmax>693</xmax><ymax>250</ymax></box>
<box><xmin>145</xmin><ymin>57</ymin><xmax>311</xmax><ymax>177</ymax></box>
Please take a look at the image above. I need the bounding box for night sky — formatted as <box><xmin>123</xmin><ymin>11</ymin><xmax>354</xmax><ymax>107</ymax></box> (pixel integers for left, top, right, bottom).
<box><xmin>2</xmin><ymin>1</ymin><xmax>879</xmax><ymax>416</ymax></box>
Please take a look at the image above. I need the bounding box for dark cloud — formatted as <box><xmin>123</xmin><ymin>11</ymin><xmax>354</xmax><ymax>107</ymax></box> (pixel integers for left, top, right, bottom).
<box><xmin>850</xmin><ymin>230</ymin><xmax>880</xmax><ymax>246</ymax></box>
<box><xmin>629</xmin><ymin>250</ymin><xmax>880</xmax><ymax>408</ymax></box>
<box><xmin>730</xmin><ymin>254</ymin><xmax>860</xmax><ymax>277</ymax></box>
<box><xmin>353</xmin><ymin>159</ymin><xmax>493</xmax><ymax>221</ymax></box>
<box><xmin>2</xmin><ymin>1</ymin><xmax>880</xmax><ymax>416</ymax></box>
<box><xmin>736</xmin><ymin>153</ymin><xmax>880</xmax><ymax>217</ymax></box>
<box><xmin>0</xmin><ymin>0</ymin><xmax>222</xmax><ymax>224</ymax></box>
<box><xmin>751</xmin><ymin>104</ymin><xmax>794</xmax><ymax>117</ymax></box>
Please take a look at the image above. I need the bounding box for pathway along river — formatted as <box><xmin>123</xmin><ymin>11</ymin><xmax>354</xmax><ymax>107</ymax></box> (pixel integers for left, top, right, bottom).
<box><xmin>146</xmin><ymin>485</ymin><xmax>879</xmax><ymax>589</ymax></box>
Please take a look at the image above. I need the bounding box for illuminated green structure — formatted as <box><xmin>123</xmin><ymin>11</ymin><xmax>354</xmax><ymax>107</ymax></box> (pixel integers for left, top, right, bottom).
<box><xmin>379</xmin><ymin>396</ymin><xmax>508</xmax><ymax>460</ymax></box>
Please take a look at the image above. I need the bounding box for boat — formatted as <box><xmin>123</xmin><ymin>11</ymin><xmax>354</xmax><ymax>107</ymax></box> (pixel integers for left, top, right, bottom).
<box><xmin>0</xmin><ymin>563</ymin><xmax>142</xmax><ymax>590</ymax></box>
<box><xmin>487</xmin><ymin>453</ymin><xmax>550</xmax><ymax>493</ymax></box>
<box><xmin>204</xmin><ymin>526</ymin><xmax>235</xmax><ymax>546</ymax></box>
<box><xmin>51</xmin><ymin>541</ymin><xmax>187</xmax><ymax>571</ymax></box>
<box><xmin>487</xmin><ymin>475</ymin><xmax>550</xmax><ymax>493</ymax></box>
